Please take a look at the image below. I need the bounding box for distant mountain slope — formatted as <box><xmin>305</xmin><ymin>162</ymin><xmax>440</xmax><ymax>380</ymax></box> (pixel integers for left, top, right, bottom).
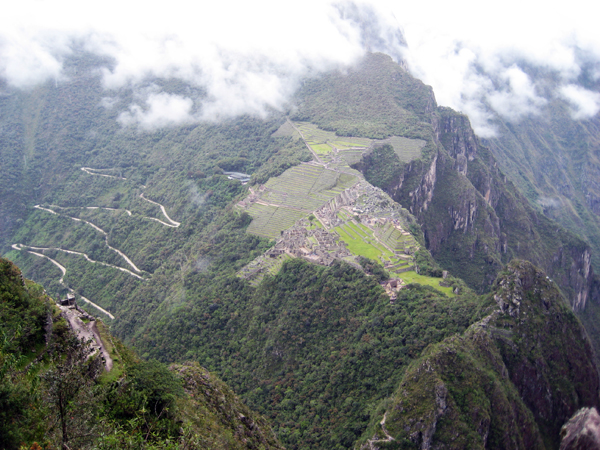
<box><xmin>482</xmin><ymin>96</ymin><xmax>600</xmax><ymax>269</ymax></box>
<box><xmin>294</xmin><ymin>52</ymin><xmax>598</xmax><ymax>310</ymax></box>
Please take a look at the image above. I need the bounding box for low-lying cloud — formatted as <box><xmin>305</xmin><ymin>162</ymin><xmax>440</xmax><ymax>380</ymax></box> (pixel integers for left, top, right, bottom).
<box><xmin>118</xmin><ymin>93</ymin><xmax>194</xmax><ymax>129</ymax></box>
<box><xmin>394</xmin><ymin>0</ymin><xmax>600</xmax><ymax>135</ymax></box>
<box><xmin>2</xmin><ymin>0</ymin><xmax>600</xmax><ymax>133</ymax></box>
<box><xmin>560</xmin><ymin>85</ymin><xmax>600</xmax><ymax>120</ymax></box>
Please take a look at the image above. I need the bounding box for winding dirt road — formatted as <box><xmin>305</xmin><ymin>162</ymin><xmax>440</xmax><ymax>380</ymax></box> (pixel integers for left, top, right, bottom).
<box><xmin>139</xmin><ymin>193</ymin><xmax>181</xmax><ymax>227</ymax></box>
<box><xmin>12</xmin><ymin>243</ymin><xmax>144</xmax><ymax>280</ymax></box>
<box><xmin>34</xmin><ymin>205</ymin><xmax>143</xmax><ymax>273</ymax></box>
<box><xmin>13</xmin><ymin>167</ymin><xmax>183</xmax><ymax>323</ymax></box>
<box><xmin>81</xmin><ymin>167</ymin><xmax>127</xmax><ymax>180</ymax></box>
<box><xmin>12</xmin><ymin>244</ymin><xmax>115</xmax><ymax>320</ymax></box>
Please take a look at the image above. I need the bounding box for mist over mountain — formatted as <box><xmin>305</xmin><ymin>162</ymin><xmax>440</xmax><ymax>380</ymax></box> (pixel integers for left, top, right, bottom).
<box><xmin>2</xmin><ymin>0</ymin><xmax>599</xmax><ymax>133</ymax></box>
<box><xmin>2</xmin><ymin>3</ymin><xmax>600</xmax><ymax>449</ymax></box>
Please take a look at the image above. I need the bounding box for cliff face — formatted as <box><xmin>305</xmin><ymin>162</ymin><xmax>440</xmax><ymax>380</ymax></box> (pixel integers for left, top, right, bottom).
<box><xmin>481</xmin><ymin>96</ymin><xmax>600</xmax><ymax>271</ymax></box>
<box><xmin>338</xmin><ymin>54</ymin><xmax>597</xmax><ymax>309</ymax></box>
<box><xmin>366</xmin><ymin>260</ymin><xmax>600</xmax><ymax>450</ymax></box>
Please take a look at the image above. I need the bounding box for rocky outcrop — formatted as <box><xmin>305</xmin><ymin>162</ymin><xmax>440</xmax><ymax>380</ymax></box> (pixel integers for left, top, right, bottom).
<box><xmin>560</xmin><ymin>407</ymin><xmax>600</xmax><ymax>450</ymax></box>
<box><xmin>372</xmin><ymin>261</ymin><xmax>600</xmax><ymax>449</ymax></box>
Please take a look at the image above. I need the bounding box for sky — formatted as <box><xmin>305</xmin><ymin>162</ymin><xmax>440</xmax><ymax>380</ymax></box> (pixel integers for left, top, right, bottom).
<box><xmin>2</xmin><ymin>0</ymin><xmax>599</xmax><ymax>136</ymax></box>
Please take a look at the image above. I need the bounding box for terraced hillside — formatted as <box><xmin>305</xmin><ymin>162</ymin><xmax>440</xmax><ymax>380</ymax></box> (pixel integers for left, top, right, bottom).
<box><xmin>239</xmin><ymin>150</ymin><xmax>453</xmax><ymax>295</ymax></box>
<box><xmin>278</xmin><ymin>121</ymin><xmax>426</xmax><ymax>167</ymax></box>
<box><xmin>241</xmin><ymin>120</ymin><xmax>429</xmax><ymax>240</ymax></box>
<box><xmin>240</xmin><ymin>163</ymin><xmax>359</xmax><ymax>238</ymax></box>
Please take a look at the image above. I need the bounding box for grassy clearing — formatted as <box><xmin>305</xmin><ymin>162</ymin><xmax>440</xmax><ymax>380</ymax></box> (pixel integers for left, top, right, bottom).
<box><xmin>335</xmin><ymin>225</ymin><xmax>383</xmax><ymax>260</ymax></box>
<box><xmin>312</xmin><ymin>143</ymin><xmax>333</xmax><ymax>154</ymax></box>
<box><xmin>307</xmin><ymin>218</ymin><xmax>323</xmax><ymax>230</ymax></box>
<box><xmin>399</xmin><ymin>271</ymin><xmax>454</xmax><ymax>296</ymax></box>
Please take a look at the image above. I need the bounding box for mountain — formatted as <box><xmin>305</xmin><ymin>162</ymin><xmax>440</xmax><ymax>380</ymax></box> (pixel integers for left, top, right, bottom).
<box><xmin>294</xmin><ymin>53</ymin><xmax>597</xmax><ymax>310</ymax></box>
<box><xmin>1</xmin><ymin>50</ymin><xmax>600</xmax><ymax>449</ymax></box>
<box><xmin>358</xmin><ymin>260</ymin><xmax>599</xmax><ymax>450</ymax></box>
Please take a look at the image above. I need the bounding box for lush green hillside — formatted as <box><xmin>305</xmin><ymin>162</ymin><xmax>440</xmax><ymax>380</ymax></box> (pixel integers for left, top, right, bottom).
<box><xmin>359</xmin><ymin>260</ymin><xmax>600</xmax><ymax>450</ymax></box>
<box><xmin>0</xmin><ymin>257</ymin><xmax>282</xmax><ymax>449</ymax></box>
<box><xmin>136</xmin><ymin>257</ymin><xmax>487</xmax><ymax>448</ymax></box>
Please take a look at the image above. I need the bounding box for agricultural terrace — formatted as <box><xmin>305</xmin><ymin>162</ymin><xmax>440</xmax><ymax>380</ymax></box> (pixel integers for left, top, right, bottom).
<box><xmin>291</xmin><ymin>121</ymin><xmax>426</xmax><ymax>165</ymax></box>
<box><xmin>242</xmin><ymin>121</ymin><xmax>447</xmax><ymax>294</ymax></box>
<box><xmin>331</xmin><ymin>216</ymin><xmax>453</xmax><ymax>295</ymax></box>
<box><xmin>294</xmin><ymin>121</ymin><xmax>371</xmax><ymax>166</ymax></box>
<box><xmin>241</xmin><ymin>164</ymin><xmax>358</xmax><ymax>239</ymax></box>
<box><xmin>273</xmin><ymin>120</ymin><xmax>426</xmax><ymax>166</ymax></box>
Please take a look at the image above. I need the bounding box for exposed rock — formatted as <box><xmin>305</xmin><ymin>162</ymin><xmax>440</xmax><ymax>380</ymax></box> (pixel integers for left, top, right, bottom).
<box><xmin>343</xmin><ymin>54</ymin><xmax>598</xmax><ymax>309</ymax></box>
<box><xmin>560</xmin><ymin>407</ymin><xmax>600</xmax><ymax>450</ymax></box>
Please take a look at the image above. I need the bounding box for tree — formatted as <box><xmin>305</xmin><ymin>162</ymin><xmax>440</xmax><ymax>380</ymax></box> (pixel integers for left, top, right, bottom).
<box><xmin>42</xmin><ymin>333</ymin><xmax>106</xmax><ymax>449</ymax></box>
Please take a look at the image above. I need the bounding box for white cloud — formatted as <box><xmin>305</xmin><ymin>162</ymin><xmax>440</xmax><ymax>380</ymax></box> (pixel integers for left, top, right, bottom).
<box><xmin>488</xmin><ymin>66</ymin><xmax>546</xmax><ymax>121</ymax></box>
<box><xmin>389</xmin><ymin>0</ymin><xmax>600</xmax><ymax>134</ymax></box>
<box><xmin>560</xmin><ymin>85</ymin><xmax>600</xmax><ymax>120</ymax></box>
<box><xmin>0</xmin><ymin>0</ymin><xmax>366</xmax><ymax>123</ymax></box>
<box><xmin>1</xmin><ymin>0</ymin><xmax>600</xmax><ymax>133</ymax></box>
<box><xmin>118</xmin><ymin>93</ymin><xmax>194</xmax><ymax>129</ymax></box>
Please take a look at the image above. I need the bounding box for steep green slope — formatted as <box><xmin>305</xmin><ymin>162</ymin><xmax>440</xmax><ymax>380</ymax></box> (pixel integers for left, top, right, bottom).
<box><xmin>482</xmin><ymin>95</ymin><xmax>600</xmax><ymax>269</ymax></box>
<box><xmin>359</xmin><ymin>260</ymin><xmax>599</xmax><ymax>450</ymax></box>
<box><xmin>0</xmin><ymin>257</ymin><xmax>282</xmax><ymax>449</ymax></box>
<box><xmin>136</xmin><ymin>258</ymin><xmax>488</xmax><ymax>449</ymax></box>
<box><xmin>480</xmin><ymin>91</ymin><xmax>600</xmax><ymax>354</ymax></box>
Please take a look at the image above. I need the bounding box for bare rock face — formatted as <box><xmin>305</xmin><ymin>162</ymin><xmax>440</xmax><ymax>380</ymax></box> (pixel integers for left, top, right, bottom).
<box><xmin>560</xmin><ymin>407</ymin><xmax>600</xmax><ymax>450</ymax></box>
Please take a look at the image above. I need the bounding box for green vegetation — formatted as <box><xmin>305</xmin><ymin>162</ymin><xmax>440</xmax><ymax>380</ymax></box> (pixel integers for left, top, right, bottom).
<box><xmin>137</xmin><ymin>258</ymin><xmax>489</xmax><ymax>449</ymax></box>
<box><xmin>369</xmin><ymin>261</ymin><xmax>600</xmax><ymax>450</ymax></box>
<box><xmin>0</xmin><ymin>257</ymin><xmax>282</xmax><ymax>449</ymax></box>
<box><xmin>2</xmin><ymin>49</ymin><xmax>599</xmax><ymax>450</ymax></box>
<box><xmin>293</xmin><ymin>54</ymin><xmax>437</xmax><ymax>146</ymax></box>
